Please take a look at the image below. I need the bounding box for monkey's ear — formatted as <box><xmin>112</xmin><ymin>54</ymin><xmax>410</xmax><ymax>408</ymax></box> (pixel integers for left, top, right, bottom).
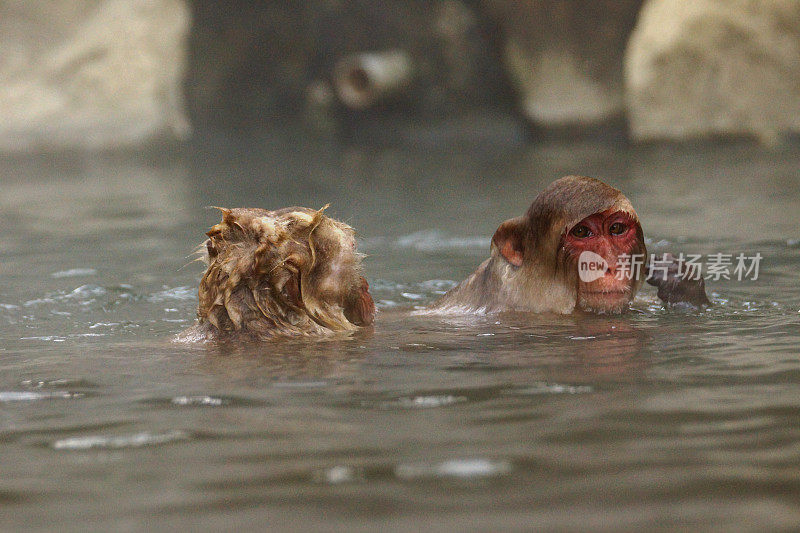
<box><xmin>491</xmin><ymin>216</ymin><xmax>526</xmax><ymax>267</ymax></box>
<box><xmin>344</xmin><ymin>277</ymin><xmax>375</xmax><ymax>326</ymax></box>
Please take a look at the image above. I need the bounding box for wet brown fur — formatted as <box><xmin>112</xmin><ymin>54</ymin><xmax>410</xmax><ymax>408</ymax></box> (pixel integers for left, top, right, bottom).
<box><xmin>178</xmin><ymin>206</ymin><xmax>374</xmax><ymax>342</ymax></box>
<box><xmin>430</xmin><ymin>176</ymin><xmax>647</xmax><ymax>314</ymax></box>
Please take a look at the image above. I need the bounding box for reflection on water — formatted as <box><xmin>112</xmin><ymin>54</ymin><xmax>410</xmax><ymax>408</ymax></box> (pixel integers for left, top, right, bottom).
<box><xmin>1</xmin><ymin>138</ymin><xmax>799</xmax><ymax>531</ymax></box>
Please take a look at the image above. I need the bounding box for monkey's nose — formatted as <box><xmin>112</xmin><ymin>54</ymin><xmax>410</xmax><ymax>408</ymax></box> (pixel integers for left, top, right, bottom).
<box><xmin>604</xmin><ymin>257</ymin><xmax>618</xmax><ymax>275</ymax></box>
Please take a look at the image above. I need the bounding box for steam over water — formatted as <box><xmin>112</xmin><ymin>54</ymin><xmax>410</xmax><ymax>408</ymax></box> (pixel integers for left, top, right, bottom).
<box><xmin>1</xmin><ymin>138</ymin><xmax>799</xmax><ymax>531</ymax></box>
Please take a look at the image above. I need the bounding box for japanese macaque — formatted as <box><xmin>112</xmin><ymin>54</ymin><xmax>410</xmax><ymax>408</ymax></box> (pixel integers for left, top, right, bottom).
<box><xmin>179</xmin><ymin>206</ymin><xmax>374</xmax><ymax>342</ymax></box>
<box><xmin>431</xmin><ymin>175</ymin><xmax>709</xmax><ymax>315</ymax></box>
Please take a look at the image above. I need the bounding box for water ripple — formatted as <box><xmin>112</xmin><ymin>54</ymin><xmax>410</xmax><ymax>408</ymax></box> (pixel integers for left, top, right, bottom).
<box><xmin>140</xmin><ymin>395</ymin><xmax>268</xmax><ymax>408</ymax></box>
<box><xmin>379</xmin><ymin>395</ymin><xmax>468</xmax><ymax>409</ymax></box>
<box><xmin>20</xmin><ymin>378</ymin><xmax>99</xmax><ymax>390</ymax></box>
<box><xmin>314</xmin><ymin>465</ymin><xmax>359</xmax><ymax>484</ymax></box>
<box><xmin>52</xmin><ymin>430</ymin><xmax>189</xmax><ymax>450</ymax></box>
<box><xmin>23</xmin><ymin>285</ymin><xmax>107</xmax><ymax>307</ymax></box>
<box><xmin>0</xmin><ymin>391</ymin><xmax>82</xmax><ymax>402</ymax></box>
<box><xmin>51</xmin><ymin>268</ymin><xmax>97</xmax><ymax>278</ymax></box>
<box><xmin>147</xmin><ymin>286</ymin><xmax>196</xmax><ymax>303</ymax></box>
<box><xmin>510</xmin><ymin>382</ymin><xmax>594</xmax><ymax>395</ymax></box>
<box><xmin>371</xmin><ymin>279</ymin><xmax>458</xmax><ymax>309</ymax></box>
<box><xmin>20</xmin><ymin>335</ymin><xmax>66</xmax><ymax>342</ymax></box>
<box><xmin>395</xmin><ymin>230</ymin><xmax>486</xmax><ymax>251</ymax></box>
<box><xmin>171</xmin><ymin>395</ymin><xmax>226</xmax><ymax>407</ymax></box>
<box><xmin>395</xmin><ymin>458</ymin><xmax>512</xmax><ymax>480</ymax></box>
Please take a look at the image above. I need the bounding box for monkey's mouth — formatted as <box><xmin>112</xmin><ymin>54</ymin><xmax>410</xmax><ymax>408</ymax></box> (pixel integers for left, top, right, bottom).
<box><xmin>581</xmin><ymin>290</ymin><xmax>631</xmax><ymax>302</ymax></box>
<box><xmin>580</xmin><ymin>289</ymin><xmax>632</xmax><ymax>305</ymax></box>
<box><xmin>582</xmin><ymin>290</ymin><xmax>629</xmax><ymax>296</ymax></box>
<box><xmin>578</xmin><ymin>289</ymin><xmax>632</xmax><ymax>314</ymax></box>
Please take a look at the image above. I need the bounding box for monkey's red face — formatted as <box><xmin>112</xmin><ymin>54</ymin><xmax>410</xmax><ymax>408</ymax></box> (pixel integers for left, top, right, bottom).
<box><xmin>563</xmin><ymin>209</ymin><xmax>641</xmax><ymax>313</ymax></box>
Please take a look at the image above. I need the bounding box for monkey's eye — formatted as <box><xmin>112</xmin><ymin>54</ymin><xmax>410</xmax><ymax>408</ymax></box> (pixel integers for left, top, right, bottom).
<box><xmin>570</xmin><ymin>225</ymin><xmax>591</xmax><ymax>238</ymax></box>
<box><xmin>609</xmin><ymin>222</ymin><xmax>627</xmax><ymax>235</ymax></box>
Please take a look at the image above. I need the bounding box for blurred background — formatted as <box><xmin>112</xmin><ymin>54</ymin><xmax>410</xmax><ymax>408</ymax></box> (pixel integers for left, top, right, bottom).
<box><xmin>1</xmin><ymin>0</ymin><xmax>798</xmax><ymax>151</ymax></box>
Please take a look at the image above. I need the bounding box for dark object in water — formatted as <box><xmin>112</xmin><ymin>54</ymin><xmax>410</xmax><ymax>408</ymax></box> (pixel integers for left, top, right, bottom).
<box><xmin>646</xmin><ymin>252</ymin><xmax>711</xmax><ymax>307</ymax></box>
<box><xmin>179</xmin><ymin>206</ymin><xmax>374</xmax><ymax>342</ymax></box>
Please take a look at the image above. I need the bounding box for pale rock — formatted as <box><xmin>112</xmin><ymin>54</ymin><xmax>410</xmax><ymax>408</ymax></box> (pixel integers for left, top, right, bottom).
<box><xmin>626</xmin><ymin>0</ymin><xmax>800</xmax><ymax>143</ymax></box>
<box><xmin>0</xmin><ymin>0</ymin><xmax>190</xmax><ymax>152</ymax></box>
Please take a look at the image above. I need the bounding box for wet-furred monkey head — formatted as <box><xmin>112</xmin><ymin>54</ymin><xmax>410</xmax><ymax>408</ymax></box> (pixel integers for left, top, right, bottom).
<box><xmin>186</xmin><ymin>206</ymin><xmax>375</xmax><ymax>341</ymax></box>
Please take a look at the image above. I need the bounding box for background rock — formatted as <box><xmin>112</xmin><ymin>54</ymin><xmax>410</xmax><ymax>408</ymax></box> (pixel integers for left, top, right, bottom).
<box><xmin>185</xmin><ymin>0</ymin><xmax>513</xmax><ymax>134</ymax></box>
<box><xmin>0</xmin><ymin>0</ymin><xmax>190</xmax><ymax>152</ymax></box>
<box><xmin>2</xmin><ymin>0</ymin><xmax>799</xmax><ymax>151</ymax></box>
<box><xmin>625</xmin><ymin>0</ymin><xmax>800</xmax><ymax>143</ymax></box>
<box><xmin>482</xmin><ymin>0</ymin><xmax>643</xmax><ymax>128</ymax></box>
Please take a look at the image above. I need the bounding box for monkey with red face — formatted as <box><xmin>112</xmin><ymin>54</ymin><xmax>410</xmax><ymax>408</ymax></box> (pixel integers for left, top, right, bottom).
<box><xmin>430</xmin><ymin>175</ymin><xmax>709</xmax><ymax>314</ymax></box>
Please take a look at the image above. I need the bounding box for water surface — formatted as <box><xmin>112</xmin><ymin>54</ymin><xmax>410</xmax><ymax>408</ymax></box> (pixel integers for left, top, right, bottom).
<box><xmin>1</xmin><ymin>138</ymin><xmax>799</xmax><ymax>531</ymax></box>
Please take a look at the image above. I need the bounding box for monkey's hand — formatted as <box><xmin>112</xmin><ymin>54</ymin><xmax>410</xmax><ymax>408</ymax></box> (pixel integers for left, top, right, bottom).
<box><xmin>646</xmin><ymin>253</ymin><xmax>711</xmax><ymax>307</ymax></box>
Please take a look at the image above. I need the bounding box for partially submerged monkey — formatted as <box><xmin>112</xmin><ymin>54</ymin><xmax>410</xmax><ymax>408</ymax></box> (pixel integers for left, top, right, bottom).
<box><xmin>430</xmin><ymin>175</ymin><xmax>709</xmax><ymax>314</ymax></box>
<box><xmin>181</xmin><ymin>176</ymin><xmax>707</xmax><ymax>341</ymax></box>
<box><xmin>178</xmin><ymin>206</ymin><xmax>375</xmax><ymax>342</ymax></box>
